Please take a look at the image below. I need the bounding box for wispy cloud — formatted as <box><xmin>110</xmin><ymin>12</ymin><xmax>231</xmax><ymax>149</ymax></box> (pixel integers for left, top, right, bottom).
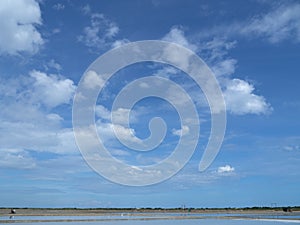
<box><xmin>52</xmin><ymin>3</ymin><xmax>65</xmax><ymax>11</ymax></box>
<box><xmin>46</xmin><ymin>59</ymin><xmax>62</xmax><ymax>71</ymax></box>
<box><xmin>240</xmin><ymin>3</ymin><xmax>300</xmax><ymax>43</ymax></box>
<box><xmin>200</xmin><ymin>3</ymin><xmax>300</xmax><ymax>44</ymax></box>
<box><xmin>0</xmin><ymin>148</ymin><xmax>36</xmax><ymax>169</ymax></box>
<box><xmin>78</xmin><ymin>13</ymin><xmax>119</xmax><ymax>51</ymax></box>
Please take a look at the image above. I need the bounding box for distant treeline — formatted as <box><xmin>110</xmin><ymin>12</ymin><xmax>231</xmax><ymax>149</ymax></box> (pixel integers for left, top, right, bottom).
<box><xmin>1</xmin><ymin>206</ymin><xmax>300</xmax><ymax>211</ymax></box>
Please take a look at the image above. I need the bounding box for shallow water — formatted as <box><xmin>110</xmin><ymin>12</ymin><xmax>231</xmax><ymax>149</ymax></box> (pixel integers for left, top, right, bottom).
<box><xmin>1</xmin><ymin>213</ymin><xmax>300</xmax><ymax>224</ymax></box>
<box><xmin>10</xmin><ymin>219</ymin><xmax>300</xmax><ymax>225</ymax></box>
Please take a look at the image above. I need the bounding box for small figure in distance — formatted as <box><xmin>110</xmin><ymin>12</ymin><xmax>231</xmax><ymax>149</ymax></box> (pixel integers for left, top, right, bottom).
<box><xmin>9</xmin><ymin>209</ymin><xmax>16</xmax><ymax>219</ymax></box>
<box><xmin>282</xmin><ymin>207</ymin><xmax>292</xmax><ymax>213</ymax></box>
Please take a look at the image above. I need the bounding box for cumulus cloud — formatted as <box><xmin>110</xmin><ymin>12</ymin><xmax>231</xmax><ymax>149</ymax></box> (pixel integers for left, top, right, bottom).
<box><xmin>111</xmin><ymin>108</ymin><xmax>131</xmax><ymax>125</ymax></box>
<box><xmin>95</xmin><ymin>105</ymin><xmax>111</xmax><ymax>120</ymax></box>
<box><xmin>46</xmin><ymin>129</ymin><xmax>78</xmax><ymax>154</ymax></box>
<box><xmin>0</xmin><ymin>0</ymin><xmax>43</xmax><ymax>55</ymax></box>
<box><xmin>96</xmin><ymin>105</ymin><xmax>139</xmax><ymax>125</ymax></box>
<box><xmin>95</xmin><ymin>105</ymin><xmax>143</xmax><ymax>146</ymax></box>
<box><xmin>217</xmin><ymin>165</ymin><xmax>235</xmax><ymax>173</ymax></box>
<box><xmin>96</xmin><ymin>120</ymin><xmax>142</xmax><ymax>145</ymax></box>
<box><xmin>82</xmin><ymin>70</ymin><xmax>105</xmax><ymax>89</ymax></box>
<box><xmin>224</xmin><ymin>79</ymin><xmax>272</xmax><ymax>115</ymax></box>
<box><xmin>0</xmin><ymin>71</ymin><xmax>79</xmax><ymax>165</ymax></box>
<box><xmin>162</xmin><ymin>27</ymin><xmax>197</xmax><ymax>51</ymax></box>
<box><xmin>30</xmin><ymin>70</ymin><xmax>76</xmax><ymax>108</ymax></box>
<box><xmin>162</xmin><ymin>28</ymin><xmax>272</xmax><ymax>115</ymax></box>
<box><xmin>172</xmin><ymin>125</ymin><xmax>190</xmax><ymax>136</ymax></box>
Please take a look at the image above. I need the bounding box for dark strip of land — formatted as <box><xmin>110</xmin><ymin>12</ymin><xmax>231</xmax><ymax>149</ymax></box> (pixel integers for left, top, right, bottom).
<box><xmin>0</xmin><ymin>206</ymin><xmax>299</xmax><ymax>216</ymax></box>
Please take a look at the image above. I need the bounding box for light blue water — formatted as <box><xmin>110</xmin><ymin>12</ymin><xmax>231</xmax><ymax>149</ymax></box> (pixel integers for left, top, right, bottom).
<box><xmin>1</xmin><ymin>213</ymin><xmax>300</xmax><ymax>224</ymax></box>
<box><xmin>2</xmin><ymin>213</ymin><xmax>300</xmax><ymax>221</ymax></box>
<box><xmin>8</xmin><ymin>219</ymin><xmax>300</xmax><ymax>225</ymax></box>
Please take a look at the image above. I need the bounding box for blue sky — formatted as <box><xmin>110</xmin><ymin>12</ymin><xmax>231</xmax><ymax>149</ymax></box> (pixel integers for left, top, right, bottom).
<box><xmin>0</xmin><ymin>0</ymin><xmax>300</xmax><ymax>208</ymax></box>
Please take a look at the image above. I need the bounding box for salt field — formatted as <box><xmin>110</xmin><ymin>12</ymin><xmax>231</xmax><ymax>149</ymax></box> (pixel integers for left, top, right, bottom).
<box><xmin>1</xmin><ymin>212</ymin><xmax>300</xmax><ymax>224</ymax></box>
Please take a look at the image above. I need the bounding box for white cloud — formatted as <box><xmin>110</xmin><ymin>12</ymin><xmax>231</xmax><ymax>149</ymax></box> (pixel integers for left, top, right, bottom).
<box><xmin>161</xmin><ymin>28</ymin><xmax>272</xmax><ymax>116</ymax></box>
<box><xmin>0</xmin><ymin>72</ymin><xmax>79</xmax><ymax>164</ymax></box>
<box><xmin>283</xmin><ymin>145</ymin><xmax>300</xmax><ymax>151</ymax></box>
<box><xmin>198</xmin><ymin>38</ymin><xmax>272</xmax><ymax>115</ymax></box>
<box><xmin>217</xmin><ymin>165</ymin><xmax>235</xmax><ymax>173</ymax></box>
<box><xmin>30</xmin><ymin>70</ymin><xmax>76</xmax><ymax>108</ymax></box>
<box><xmin>212</xmin><ymin>58</ymin><xmax>237</xmax><ymax>77</ymax></box>
<box><xmin>81</xmin><ymin>4</ymin><xmax>91</xmax><ymax>15</ymax></box>
<box><xmin>162</xmin><ymin>27</ymin><xmax>197</xmax><ymax>51</ymax></box>
<box><xmin>78</xmin><ymin>13</ymin><xmax>119</xmax><ymax>50</ymax></box>
<box><xmin>0</xmin><ymin>117</ymin><xmax>78</xmax><ymax>155</ymax></box>
<box><xmin>0</xmin><ymin>148</ymin><xmax>36</xmax><ymax>169</ymax></box>
<box><xmin>112</xmin><ymin>108</ymin><xmax>131</xmax><ymax>125</ymax></box>
<box><xmin>95</xmin><ymin>106</ymin><xmax>142</xmax><ymax>145</ymax></box>
<box><xmin>200</xmin><ymin>38</ymin><xmax>237</xmax><ymax>61</ymax></box>
<box><xmin>111</xmin><ymin>39</ymin><xmax>130</xmax><ymax>48</ymax></box>
<box><xmin>198</xmin><ymin>38</ymin><xmax>237</xmax><ymax>78</ymax></box>
<box><xmin>106</xmin><ymin>23</ymin><xmax>119</xmax><ymax>38</ymax></box>
<box><xmin>46</xmin><ymin>113</ymin><xmax>63</xmax><ymax>122</ymax></box>
<box><xmin>46</xmin><ymin>129</ymin><xmax>78</xmax><ymax>154</ymax></box>
<box><xmin>95</xmin><ymin>105</ymin><xmax>111</xmax><ymax>120</ymax></box>
<box><xmin>112</xmin><ymin>124</ymin><xmax>142</xmax><ymax>144</ymax></box>
<box><xmin>52</xmin><ymin>3</ymin><xmax>65</xmax><ymax>11</ymax></box>
<box><xmin>0</xmin><ymin>0</ymin><xmax>43</xmax><ymax>55</ymax></box>
<box><xmin>224</xmin><ymin>79</ymin><xmax>272</xmax><ymax>115</ymax></box>
<box><xmin>110</xmin><ymin>148</ymin><xmax>130</xmax><ymax>156</ymax></box>
<box><xmin>153</xmin><ymin>66</ymin><xmax>179</xmax><ymax>79</ymax></box>
<box><xmin>201</xmin><ymin>3</ymin><xmax>300</xmax><ymax>43</ymax></box>
<box><xmin>46</xmin><ymin>59</ymin><xmax>62</xmax><ymax>71</ymax></box>
<box><xmin>172</xmin><ymin>125</ymin><xmax>190</xmax><ymax>136</ymax></box>
<box><xmin>96</xmin><ymin>105</ymin><xmax>140</xmax><ymax>125</ymax></box>
<box><xmin>139</xmin><ymin>82</ymin><xmax>150</xmax><ymax>88</ymax></box>
<box><xmin>96</xmin><ymin>120</ymin><xmax>142</xmax><ymax>145</ymax></box>
<box><xmin>82</xmin><ymin>70</ymin><xmax>105</xmax><ymax>89</ymax></box>
<box><xmin>112</xmin><ymin>107</ymin><xmax>140</xmax><ymax>126</ymax></box>
<box><xmin>52</xmin><ymin>28</ymin><xmax>60</xmax><ymax>34</ymax></box>
<box><xmin>241</xmin><ymin>3</ymin><xmax>300</xmax><ymax>43</ymax></box>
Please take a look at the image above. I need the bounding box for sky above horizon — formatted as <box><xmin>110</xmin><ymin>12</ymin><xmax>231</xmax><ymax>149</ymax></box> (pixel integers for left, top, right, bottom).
<box><xmin>0</xmin><ymin>0</ymin><xmax>300</xmax><ymax>208</ymax></box>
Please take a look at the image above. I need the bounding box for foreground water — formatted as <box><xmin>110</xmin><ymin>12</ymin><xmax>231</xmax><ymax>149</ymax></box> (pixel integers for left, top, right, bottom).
<box><xmin>1</xmin><ymin>213</ymin><xmax>300</xmax><ymax>224</ymax></box>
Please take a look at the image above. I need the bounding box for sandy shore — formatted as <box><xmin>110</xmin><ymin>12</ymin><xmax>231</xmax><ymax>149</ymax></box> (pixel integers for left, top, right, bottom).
<box><xmin>0</xmin><ymin>207</ymin><xmax>299</xmax><ymax>216</ymax></box>
<box><xmin>0</xmin><ymin>208</ymin><xmax>300</xmax><ymax>224</ymax></box>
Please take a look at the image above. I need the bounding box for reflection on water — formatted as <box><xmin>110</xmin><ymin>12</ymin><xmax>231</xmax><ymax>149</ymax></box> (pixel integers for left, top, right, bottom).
<box><xmin>1</xmin><ymin>213</ymin><xmax>300</xmax><ymax>225</ymax></box>
<box><xmin>13</xmin><ymin>219</ymin><xmax>300</xmax><ymax>225</ymax></box>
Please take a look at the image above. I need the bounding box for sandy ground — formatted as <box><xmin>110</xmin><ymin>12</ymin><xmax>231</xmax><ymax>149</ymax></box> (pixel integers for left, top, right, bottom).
<box><xmin>0</xmin><ymin>208</ymin><xmax>299</xmax><ymax>216</ymax></box>
<box><xmin>1</xmin><ymin>208</ymin><xmax>300</xmax><ymax>224</ymax></box>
